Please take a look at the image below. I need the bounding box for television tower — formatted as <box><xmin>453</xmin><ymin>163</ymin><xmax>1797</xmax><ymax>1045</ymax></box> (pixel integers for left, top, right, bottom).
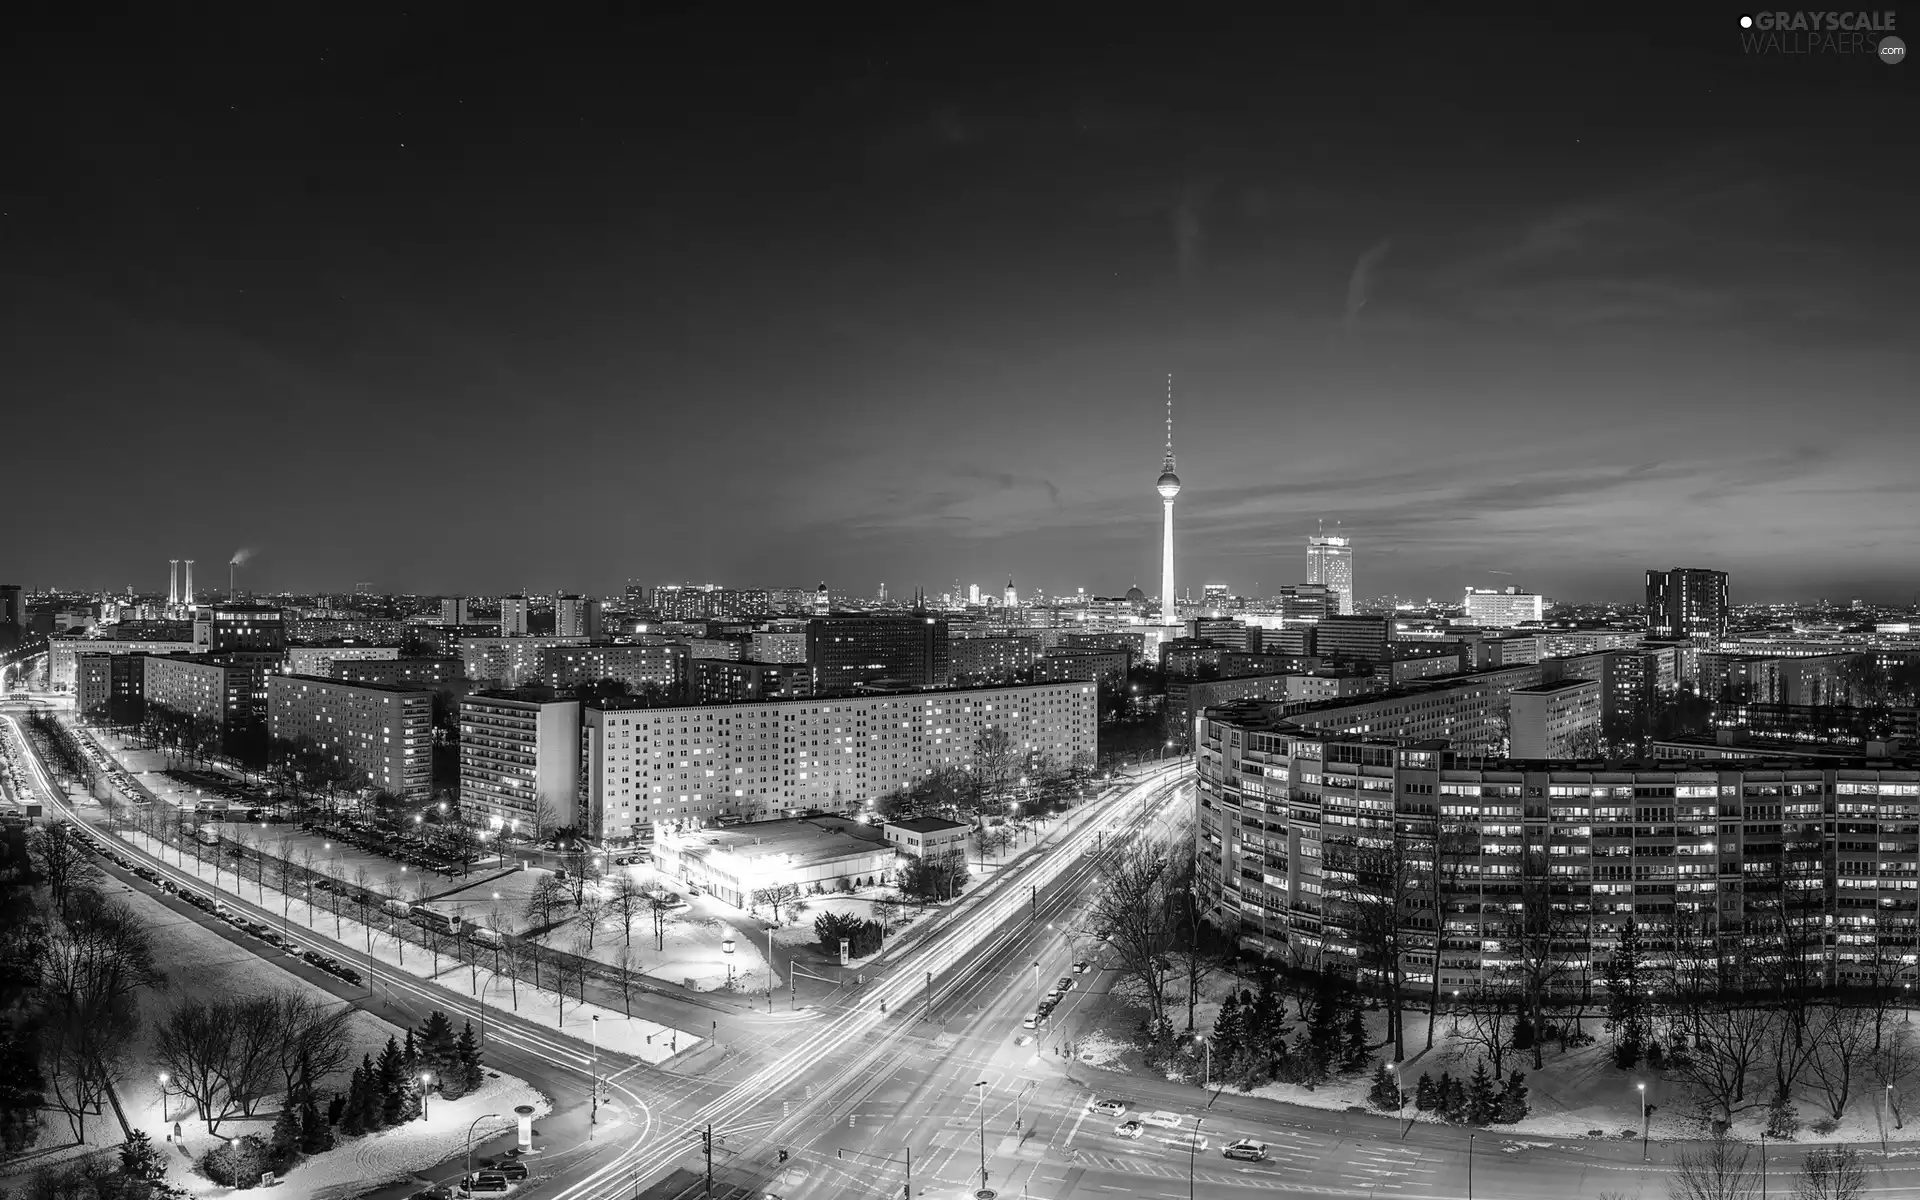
<box><xmin>1156</xmin><ymin>375</ymin><xmax>1181</xmax><ymax>626</ymax></box>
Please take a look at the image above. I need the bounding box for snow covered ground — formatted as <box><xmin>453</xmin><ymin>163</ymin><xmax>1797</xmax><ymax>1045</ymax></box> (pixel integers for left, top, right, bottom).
<box><xmin>1075</xmin><ymin>976</ymin><xmax>1920</xmax><ymax>1148</ymax></box>
<box><xmin>113</xmin><ymin>829</ymin><xmax>702</xmax><ymax>1063</ymax></box>
<box><xmin>1</xmin><ymin>870</ymin><xmax>551</xmax><ymax>1200</ymax></box>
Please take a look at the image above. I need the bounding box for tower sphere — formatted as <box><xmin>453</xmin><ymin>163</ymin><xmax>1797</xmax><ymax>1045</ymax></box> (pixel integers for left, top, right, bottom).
<box><xmin>1157</xmin><ymin>469</ymin><xmax>1182</xmax><ymax>499</ymax></box>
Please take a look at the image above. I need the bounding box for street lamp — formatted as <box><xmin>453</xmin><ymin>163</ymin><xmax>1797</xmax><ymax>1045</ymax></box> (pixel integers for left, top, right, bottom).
<box><xmin>465</xmin><ymin>1113</ymin><xmax>501</xmax><ymax>1186</ymax></box>
<box><xmin>1885</xmin><ymin>1084</ymin><xmax>1894</xmax><ymax>1157</ymax></box>
<box><xmin>590</xmin><ymin>1015</ymin><xmax>601</xmax><ymax>1129</ymax></box>
<box><xmin>973</xmin><ymin>1079</ymin><xmax>989</xmax><ymax>1195</ymax></box>
<box><xmin>158</xmin><ymin>1072</ymin><xmax>171</xmax><ymax>1126</ymax></box>
<box><xmin>419</xmin><ymin>1073</ymin><xmax>432</xmax><ymax>1121</ymax></box>
<box><xmin>1637</xmin><ymin>1082</ymin><xmax>1647</xmax><ymax>1160</ymax></box>
<box><xmin>1392</xmin><ymin>1061</ymin><xmax>1407</xmax><ymax>1139</ymax></box>
<box><xmin>1467</xmin><ymin>1131</ymin><xmax>1475</xmax><ymax>1200</ymax></box>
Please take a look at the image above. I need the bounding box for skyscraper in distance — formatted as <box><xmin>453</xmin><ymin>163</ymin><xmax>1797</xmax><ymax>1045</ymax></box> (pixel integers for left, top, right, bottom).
<box><xmin>1156</xmin><ymin>376</ymin><xmax>1181</xmax><ymax>626</ymax></box>
<box><xmin>1645</xmin><ymin>568</ymin><xmax>1728</xmax><ymax>639</ymax></box>
<box><xmin>1308</xmin><ymin>525</ymin><xmax>1354</xmax><ymax>616</ymax></box>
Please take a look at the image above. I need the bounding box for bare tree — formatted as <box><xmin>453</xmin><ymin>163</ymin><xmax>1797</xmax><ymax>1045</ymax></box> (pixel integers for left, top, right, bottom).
<box><xmin>523</xmin><ymin>874</ymin><xmax>572</xmax><ymax>934</ymax></box>
<box><xmin>550</xmin><ymin>949</ymin><xmax>584</xmax><ymax>1023</ymax></box>
<box><xmin>1419</xmin><ymin>817</ymin><xmax>1478</xmax><ymax>1051</ymax></box>
<box><xmin>34</xmin><ymin>889</ymin><xmax>165</xmax><ymax>1142</ymax></box>
<box><xmin>1085</xmin><ymin>843</ymin><xmax>1179</xmax><ymax>1036</ymax></box>
<box><xmin>1807</xmin><ymin>1003</ymin><xmax>1877</xmax><ymax>1119</ymax></box>
<box><xmin>1455</xmin><ymin>987</ymin><xmax>1517</xmax><ymax>1078</ymax></box>
<box><xmin>970</xmin><ymin>726</ymin><xmax>1022</xmax><ymax>809</ymax></box>
<box><xmin>151</xmin><ymin>996</ymin><xmax>281</xmax><ymax>1134</ymax></box>
<box><xmin>577</xmin><ymin>892</ymin><xmax>607</xmax><ymax>950</ymax></box>
<box><xmin>1870</xmin><ymin>1021</ymin><xmax>1920</xmax><ymax>1128</ymax></box>
<box><xmin>1324</xmin><ymin>829</ymin><xmax>1423</xmax><ymax>1061</ymax></box>
<box><xmin>1794</xmin><ymin>1146</ymin><xmax>1866</xmax><ymax>1200</ymax></box>
<box><xmin>1508</xmin><ymin>847</ymin><xmax>1580</xmax><ymax>1069</ymax></box>
<box><xmin>271</xmin><ymin>991</ymin><xmax>352</xmax><ymax>1098</ymax></box>
<box><xmin>1671</xmin><ymin>1003</ymin><xmax>1774</xmax><ymax>1127</ymax></box>
<box><xmin>29</xmin><ymin>827</ymin><xmax>93</xmax><ymax>918</ymax></box>
<box><xmin>1669</xmin><ymin>1129</ymin><xmax>1760</xmax><ymax>1200</ymax></box>
<box><xmin>614</xmin><ymin>944</ymin><xmax>636</xmax><ymax>1016</ymax></box>
<box><xmin>608</xmin><ymin>875</ymin><xmax>646</xmax><ymax>945</ymax></box>
<box><xmin>751</xmin><ymin>883</ymin><xmax>802</xmax><ymax>923</ymax></box>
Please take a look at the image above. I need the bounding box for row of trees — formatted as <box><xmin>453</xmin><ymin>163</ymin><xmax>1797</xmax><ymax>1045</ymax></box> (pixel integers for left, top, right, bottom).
<box><xmin>3</xmin><ymin>824</ymin><xmax>168</xmax><ymax>1153</ymax></box>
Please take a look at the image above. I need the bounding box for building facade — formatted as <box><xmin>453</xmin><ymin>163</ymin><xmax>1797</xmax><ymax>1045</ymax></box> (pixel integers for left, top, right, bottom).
<box><xmin>1463</xmin><ymin>587</ymin><xmax>1547</xmax><ymax>628</ymax></box>
<box><xmin>884</xmin><ymin>815</ymin><xmax>972</xmax><ymax>860</ymax></box>
<box><xmin>142</xmin><ymin>654</ymin><xmax>259</xmax><ymax>728</ymax></box>
<box><xmin>499</xmin><ymin>595</ymin><xmax>530</xmax><ymax>637</ymax></box>
<box><xmin>949</xmin><ymin>635</ymin><xmax>1040</xmax><ymax>685</ymax></box>
<box><xmin>534</xmin><ymin>642</ymin><xmax>689</xmax><ymax>697</ymax></box>
<box><xmin>332</xmin><ymin>657</ymin><xmax>464</xmax><ymax>690</ymax></box>
<box><xmin>193</xmin><ymin>605</ymin><xmax>287</xmax><ymax>654</ymax></box>
<box><xmin>807</xmin><ymin>615</ymin><xmax>951</xmax><ymax>695</ymax></box>
<box><xmin>581</xmin><ymin>681</ymin><xmax>1098</xmax><ymax>842</ymax></box>
<box><xmin>556</xmin><ymin>595</ymin><xmax>602</xmax><ymax>638</ymax></box>
<box><xmin>286</xmin><ymin>645</ymin><xmax>401</xmax><ymax>678</ymax></box>
<box><xmin>692</xmin><ymin>659</ymin><xmax>814</xmax><ymax>705</ymax></box>
<box><xmin>1195</xmin><ymin>707</ymin><xmax>1920</xmax><ymax>995</ymax></box>
<box><xmin>268</xmin><ymin>675</ymin><xmax>432</xmax><ymax>801</ymax></box>
<box><xmin>460</xmin><ymin>636</ymin><xmax>592</xmax><ymax>687</ymax></box>
<box><xmin>49</xmin><ymin>637</ymin><xmax>196</xmax><ymax>691</ymax></box>
<box><xmin>1647</xmin><ymin>568</ymin><xmax>1730</xmax><ymax>640</ymax></box>
<box><xmin>1307</xmin><ymin>535</ymin><xmax>1354</xmax><ymax>615</ymax></box>
<box><xmin>76</xmin><ymin>652</ymin><xmax>149</xmax><ymax>723</ymax></box>
<box><xmin>458</xmin><ymin>690</ymin><xmax>582</xmax><ymax>834</ymax></box>
<box><xmin>1508</xmin><ymin>679</ymin><xmax>1604</xmax><ymax>758</ymax></box>
<box><xmin>653</xmin><ymin>817</ymin><xmax>897</xmax><ymax>909</ymax></box>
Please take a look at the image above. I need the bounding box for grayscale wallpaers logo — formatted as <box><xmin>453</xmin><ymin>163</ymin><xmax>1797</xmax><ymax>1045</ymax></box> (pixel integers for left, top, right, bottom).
<box><xmin>1737</xmin><ymin>11</ymin><xmax>1905</xmax><ymax>60</ymax></box>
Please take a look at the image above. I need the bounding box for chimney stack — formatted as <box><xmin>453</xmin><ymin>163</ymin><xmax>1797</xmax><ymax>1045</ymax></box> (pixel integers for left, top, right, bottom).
<box><xmin>168</xmin><ymin>560</ymin><xmax>179</xmax><ymax>606</ymax></box>
<box><xmin>184</xmin><ymin>560</ymin><xmax>195</xmax><ymax>605</ymax></box>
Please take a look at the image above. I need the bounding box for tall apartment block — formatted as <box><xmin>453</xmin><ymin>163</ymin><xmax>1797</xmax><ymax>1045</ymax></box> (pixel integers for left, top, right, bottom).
<box><xmin>268</xmin><ymin>675</ymin><xmax>433</xmax><ymax>801</ymax></box>
<box><xmin>556</xmin><ymin>595</ymin><xmax>602</xmax><ymax>637</ymax></box>
<box><xmin>441</xmin><ymin>597</ymin><xmax>471</xmax><ymax>625</ymax></box>
<box><xmin>807</xmin><ymin>615</ymin><xmax>951</xmax><ymax>695</ymax></box>
<box><xmin>1307</xmin><ymin>535</ymin><xmax>1354</xmax><ymax>616</ymax></box>
<box><xmin>458</xmin><ymin>690</ymin><xmax>582</xmax><ymax>834</ymax></box>
<box><xmin>1195</xmin><ymin>706</ymin><xmax>1920</xmax><ymax>994</ymax></box>
<box><xmin>499</xmin><ymin>595</ymin><xmax>530</xmax><ymax>637</ymax></box>
<box><xmin>1646</xmin><ymin>568</ymin><xmax>1729</xmax><ymax>640</ymax></box>
<box><xmin>581</xmin><ymin>681</ymin><xmax>1098</xmax><ymax>842</ymax></box>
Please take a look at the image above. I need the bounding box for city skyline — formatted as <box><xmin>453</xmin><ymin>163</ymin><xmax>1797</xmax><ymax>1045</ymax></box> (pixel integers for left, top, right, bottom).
<box><xmin>3</xmin><ymin>11</ymin><xmax>1913</xmax><ymax>602</ymax></box>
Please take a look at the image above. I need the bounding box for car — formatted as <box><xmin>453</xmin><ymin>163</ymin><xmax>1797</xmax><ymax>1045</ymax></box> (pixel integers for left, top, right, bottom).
<box><xmin>459</xmin><ymin>1175</ymin><xmax>508</xmax><ymax>1194</ymax></box>
<box><xmin>1223</xmin><ymin>1139</ymin><xmax>1269</xmax><ymax>1162</ymax></box>
<box><xmin>1056</xmin><ymin>977</ymin><xmax>1075</xmax><ymax>993</ymax></box>
<box><xmin>487</xmin><ymin>1160</ymin><xmax>529</xmax><ymax>1181</ymax></box>
<box><xmin>1142</xmin><ymin>1110</ymin><xmax>1183</xmax><ymax>1129</ymax></box>
<box><xmin>334</xmin><ymin>965</ymin><xmax>362</xmax><ymax>986</ymax></box>
<box><xmin>1114</xmin><ymin>1120</ymin><xmax>1143</xmax><ymax>1139</ymax></box>
<box><xmin>1021</xmin><ymin>1013</ymin><xmax>1039</xmax><ymax>1030</ymax></box>
<box><xmin>1087</xmin><ymin>1098</ymin><xmax>1128</xmax><ymax>1118</ymax></box>
<box><xmin>1073</xmin><ymin>960</ymin><xmax>1090</xmax><ymax>974</ymax></box>
<box><xmin>1036</xmin><ymin>999</ymin><xmax>1057</xmax><ymax>1018</ymax></box>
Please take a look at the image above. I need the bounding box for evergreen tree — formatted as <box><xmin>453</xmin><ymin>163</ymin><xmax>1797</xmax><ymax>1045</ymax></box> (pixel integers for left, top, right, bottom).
<box><xmin>457</xmin><ymin>1020</ymin><xmax>485</xmax><ymax>1096</ymax></box>
<box><xmin>1342</xmin><ymin>1003</ymin><xmax>1370</xmax><ymax>1073</ymax></box>
<box><xmin>300</xmin><ymin>1090</ymin><xmax>333</xmax><ymax>1154</ymax></box>
<box><xmin>118</xmin><ymin>1130</ymin><xmax>165</xmax><ymax>1180</ymax></box>
<box><xmin>377</xmin><ymin>1038</ymin><xmax>407</xmax><ymax>1128</ymax></box>
<box><xmin>1440</xmin><ymin>1073</ymin><xmax>1469</xmax><ymax>1123</ymax></box>
<box><xmin>341</xmin><ymin>1066</ymin><xmax>367</xmax><ymax>1137</ymax></box>
<box><xmin>1366</xmin><ymin>1062</ymin><xmax>1403</xmax><ymax>1111</ymax></box>
<box><xmin>1603</xmin><ymin>918</ymin><xmax>1647</xmax><ymax>1067</ymax></box>
<box><xmin>1495</xmin><ymin>1070</ymin><xmax>1530</xmax><ymax>1124</ymax></box>
<box><xmin>402</xmin><ymin>1029</ymin><xmax>422</xmax><ymax>1085</ymax></box>
<box><xmin>268</xmin><ymin>1093</ymin><xmax>301</xmax><ymax>1169</ymax></box>
<box><xmin>1213</xmin><ymin>993</ymin><xmax>1246</xmax><ymax>1063</ymax></box>
<box><xmin>358</xmin><ymin>1052</ymin><xmax>384</xmax><ymax>1132</ymax></box>
<box><xmin>1513</xmin><ymin>1013</ymin><xmax>1535</xmax><ymax>1051</ymax></box>
<box><xmin>417</xmin><ymin>1011</ymin><xmax>459</xmax><ymax>1083</ymax></box>
<box><xmin>1467</xmin><ymin>1060</ymin><xmax>1498</xmax><ymax>1125</ymax></box>
<box><xmin>1415</xmin><ymin>1072</ymin><xmax>1436</xmax><ymax>1111</ymax></box>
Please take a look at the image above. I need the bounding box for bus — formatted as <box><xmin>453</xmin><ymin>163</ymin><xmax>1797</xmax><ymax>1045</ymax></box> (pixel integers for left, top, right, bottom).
<box><xmin>411</xmin><ymin>908</ymin><xmax>462</xmax><ymax>937</ymax></box>
<box><xmin>195</xmin><ymin>823</ymin><xmax>222</xmax><ymax>846</ymax></box>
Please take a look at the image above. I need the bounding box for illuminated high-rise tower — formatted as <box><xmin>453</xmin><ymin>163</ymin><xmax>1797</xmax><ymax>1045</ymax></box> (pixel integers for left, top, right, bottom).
<box><xmin>1156</xmin><ymin>376</ymin><xmax>1181</xmax><ymax>626</ymax></box>
<box><xmin>1307</xmin><ymin>523</ymin><xmax>1353</xmax><ymax>615</ymax></box>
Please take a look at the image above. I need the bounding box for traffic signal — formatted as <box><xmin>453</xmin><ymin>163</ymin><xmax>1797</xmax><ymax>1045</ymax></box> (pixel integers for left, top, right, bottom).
<box><xmin>701</xmin><ymin>1128</ymin><xmax>711</xmax><ymax>1153</ymax></box>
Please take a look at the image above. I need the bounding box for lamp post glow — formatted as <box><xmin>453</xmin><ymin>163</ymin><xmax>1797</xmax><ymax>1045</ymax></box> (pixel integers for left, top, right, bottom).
<box><xmin>419</xmin><ymin>1073</ymin><xmax>432</xmax><ymax>1121</ymax></box>
<box><xmin>1637</xmin><ymin>1082</ymin><xmax>1647</xmax><ymax>1160</ymax></box>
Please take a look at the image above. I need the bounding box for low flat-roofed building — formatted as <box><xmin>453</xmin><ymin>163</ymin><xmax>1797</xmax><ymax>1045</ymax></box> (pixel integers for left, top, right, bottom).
<box><xmin>882</xmin><ymin>815</ymin><xmax>972</xmax><ymax>861</ymax></box>
<box><xmin>287</xmin><ymin>645</ymin><xmax>401</xmax><ymax>678</ymax></box>
<box><xmin>332</xmin><ymin>656</ymin><xmax>464</xmax><ymax>690</ymax></box>
<box><xmin>653</xmin><ymin>816</ymin><xmax>898</xmax><ymax>908</ymax></box>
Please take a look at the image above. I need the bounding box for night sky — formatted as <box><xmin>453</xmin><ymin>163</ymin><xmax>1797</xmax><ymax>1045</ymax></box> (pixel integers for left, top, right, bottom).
<box><xmin>3</xmin><ymin>7</ymin><xmax>1913</xmax><ymax>604</ymax></box>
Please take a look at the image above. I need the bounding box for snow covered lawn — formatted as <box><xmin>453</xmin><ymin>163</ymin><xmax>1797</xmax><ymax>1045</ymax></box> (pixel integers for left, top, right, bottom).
<box><xmin>112</xmin><ymin>830</ymin><xmax>701</xmax><ymax>1063</ymax></box>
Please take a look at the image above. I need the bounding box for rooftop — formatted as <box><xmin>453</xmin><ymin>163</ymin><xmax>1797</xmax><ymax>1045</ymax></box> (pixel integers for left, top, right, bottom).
<box><xmin>1511</xmin><ymin>679</ymin><xmax>1600</xmax><ymax>694</ymax></box>
<box><xmin>671</xmin><ymin>817</ymin><xmax>888</xmax><ymax>870</ymax></box>
<box><xmin>884</xmin><ymin>815</ymin><xmax>972</xmax><ymax>834</ymax></box>
<box><xmin>276</xmin><ymin>673</ymin><xmax>434</xmax><ymax>697</ymax></box>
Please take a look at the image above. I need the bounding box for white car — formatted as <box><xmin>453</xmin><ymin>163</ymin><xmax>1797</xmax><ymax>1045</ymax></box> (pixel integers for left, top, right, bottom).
<box><xmin>1087</xmin><ymin>1098</ymin><xmax>1128</xmax><ymax>1118</ymax></box>
<box><xmin>1223</xmin><ymin>1139</ymin><xmax>1269</xmax><ymax>1162</ymax></box>
<box><xmin>1142</xmin><ymin>1110</ymin><xmax>1183</xmax><ymax>1129</ymax></box>
<box><xmin>1114</xmin><ymin>1120</ymin><xmax>1144</xmax><ymax>1139</ymax></box>
<box><xmin>1021</xmin><ymin>1013</ymin><xmax>1039</xmax><ymax>1030</ymax></box>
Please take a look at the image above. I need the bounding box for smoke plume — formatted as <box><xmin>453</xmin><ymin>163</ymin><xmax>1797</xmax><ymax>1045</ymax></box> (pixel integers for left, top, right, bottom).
<box><xmin>230</xmin><ymin>547</ymin><xmax>256</xmax><ymax>566</ymax></box>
